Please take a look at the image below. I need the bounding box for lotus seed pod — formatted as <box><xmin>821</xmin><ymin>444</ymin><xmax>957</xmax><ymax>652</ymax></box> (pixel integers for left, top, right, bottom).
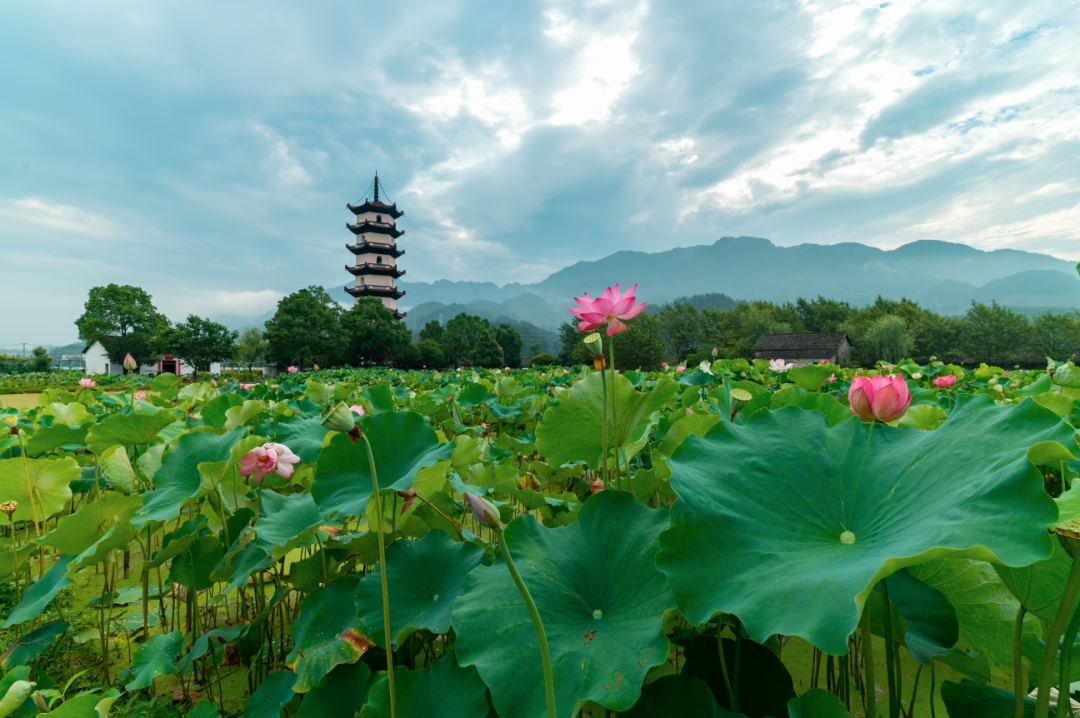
<box><xmin>321</xmin><ymin>402</ymin><xmax>356</xmax><ymax>434</ymax></box>
<box><xmin>583</xmin><ymin>332</ymin><xmax>604</xmax><ymax>356</ymax></box>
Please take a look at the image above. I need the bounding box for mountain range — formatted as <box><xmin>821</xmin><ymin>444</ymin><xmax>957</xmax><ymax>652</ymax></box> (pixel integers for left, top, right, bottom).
<box><xmin>365</xmin><ymin>237</ymin><xmax>1079</xmax><ymax>331</ymax></box>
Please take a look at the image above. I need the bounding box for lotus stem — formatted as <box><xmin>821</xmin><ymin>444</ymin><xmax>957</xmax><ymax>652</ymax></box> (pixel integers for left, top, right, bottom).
<box><xmin>1058</xmin><ymin>600</ymin><xmax>1080</xmax><ymax>718</ymax></box>
<box><xmin>361</xmin><ymin>431</ymin><xmax>396</xmax><ymax>718</ymax></box>
<box><xmin>1015</xmin><ymin>606</ymin><xmax>1028</xmax><ymax>718</ymax></box>
<box><xmin>716</xmin><ymin>625</ymin><xmax>735</xmax><ymax>710</ymax></box>
<box><xmin>1035</xmin><ymin>538</ymin><xmax>1080</xmax><ymax>718</ymax></box>
<box><xmin>608</xmin><ymin>338</ymin><xmax>623</xmax><ymax>491</ymax></box>
<box><xmin>599</xmin><ymin>363</ymin><xmax>610</xmax><ymax>487</ymax></box>
<box><xmin>493</xmin><ymin>523</ymin><xmax>557</xmax><ymax>718</ymax></box>
<box><xmin>733</xmin><ymin>628</ymin><xmax>743</xmax><ymax>713</ymax></box>
<box><xmin>861</xmin><ymin>606</ymin><xmax>878</xmax><ymax>718</ymax></box>
<box><xmin>881</xmin><ymin>580</ymin><xmax>899</xmax><ymax>718</ymax></box>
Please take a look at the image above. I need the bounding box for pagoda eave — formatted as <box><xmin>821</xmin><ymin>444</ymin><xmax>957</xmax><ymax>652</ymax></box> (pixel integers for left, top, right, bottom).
<box><xmin>346</xmin><ymin>264</ymin><xmax>406</xmax><ymax>278</ymax></box>
<box><xmin>347</xmin><ymin>222</ymin><xmax>404</xmax><ymax>239</ymax></box>
<box><xmin>347</xmin><ymin>201</ymin><xmax>404</xmax><ymax>219</ymax></box>
<box><xmin>346</xmin><ymin>243</ymin><xmax>405</xmax><ymax>258</ymax></box>
<box><xmin>345</xmin><ymin>285</ymin><xmax>406</xmax><ymax>300</ymax></box>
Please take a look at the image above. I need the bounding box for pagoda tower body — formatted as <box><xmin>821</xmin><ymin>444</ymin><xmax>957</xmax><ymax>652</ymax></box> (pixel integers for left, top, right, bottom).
<box><xmin>345</xmin><ymin>174</ymin><xmax>406</xmax><ymax>319</ymax></box>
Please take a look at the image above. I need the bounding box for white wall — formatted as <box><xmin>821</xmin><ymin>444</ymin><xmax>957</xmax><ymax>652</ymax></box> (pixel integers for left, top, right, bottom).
<box><xmin>83</xmin><ymin>342</ymin><xmax>110</xmax><ymax>375</ymax></box>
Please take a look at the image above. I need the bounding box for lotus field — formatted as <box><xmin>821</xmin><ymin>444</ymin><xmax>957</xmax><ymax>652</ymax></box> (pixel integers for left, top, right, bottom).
<box><xmin>4</xmin><ymin>295</ymin><xmax>1080</xmax><ymax>718</ymax></box>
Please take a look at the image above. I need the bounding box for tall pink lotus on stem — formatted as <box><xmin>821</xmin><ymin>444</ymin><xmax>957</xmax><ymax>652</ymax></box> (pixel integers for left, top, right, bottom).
<box><xmin>239</xmin><ymin>442</ymin><xmax>301</xmax><ymax>482</ymax></box>
<box><xmin>123</xmin><ymin>353</ymin><xmax>137</xmax><ymax>372</ymax></box>
<box><xmin>933</xmin><ymin>375</ymin><xmax>957</xmax><ymax>389</ymax></box>
<box><xmin>848</xmin><ymin>375</ymin><xmax>911</xmax><ymax>423</ymax></box>
<box><xmin>568</xmin><ymin>283</ymin><xmax>647</xmax><ymax>336</ymax></box>
<box><xmin>78</xmin><ymin>378</ymin><xmax>96</xmax><ymax>388</ymax></box>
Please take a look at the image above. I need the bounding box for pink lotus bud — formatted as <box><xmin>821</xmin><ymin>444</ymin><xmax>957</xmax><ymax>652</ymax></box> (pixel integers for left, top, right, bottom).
<box><xmin>848</xmin><ymin>375</ymin><xmax>911</xmax><ymax>423</ymax></box>
<box><xmin>314</xmin><ymin>364</ymin><xmax>319</xmax><ymax>370</ymax></box>
<box><xmin>465</xmin><ymin>493</ymin><xmax>501</xmax><ymax>528</ymax></box>
<box><xmin>123</xmin><ymin>353</ymin><xmax>137</xmax><ymax>371</ymax></box>
<box><xmin>933</xmin><ymin>375</ymin><xmax>957</xmax><ymax>389</ymax></box>
<box><xmin>686</xmin><ymin>407</ymin><xmax>693</xmax><ymax>414</ymax></box>
<box><xmin>819</xmin><ymin>359</ymin><xmax>828</xmax><ymax>365</ymax></box>
<box><xmin>712</xmin><ymin>347</ymin><xmax>719</xmax><ymax>357</ymax></box>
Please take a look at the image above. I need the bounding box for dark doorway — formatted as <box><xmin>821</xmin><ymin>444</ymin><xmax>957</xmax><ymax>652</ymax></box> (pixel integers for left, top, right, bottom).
<box><xmin>161</xmin><ymin>360</ymin><xmax>177</xmax><ymax>374</ymax></box>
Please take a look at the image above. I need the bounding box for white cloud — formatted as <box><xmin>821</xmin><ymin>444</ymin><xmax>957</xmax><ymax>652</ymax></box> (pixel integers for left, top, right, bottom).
<box><xmin>158</xmin><ymin>289</ymin><xmax>285</xmax><ymax>320</ymax></box>
<box><xmin>0</xmin><ymin>198</ymin><xmax>119</xmax><ymax>237</ymax></box>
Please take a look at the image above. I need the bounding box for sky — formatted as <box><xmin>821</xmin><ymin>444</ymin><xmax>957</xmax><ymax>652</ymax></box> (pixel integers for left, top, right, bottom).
<box><xmin>2</xmin><ymin>0</ymin><xmax>1079</xmax><ymax>345</ymax></box>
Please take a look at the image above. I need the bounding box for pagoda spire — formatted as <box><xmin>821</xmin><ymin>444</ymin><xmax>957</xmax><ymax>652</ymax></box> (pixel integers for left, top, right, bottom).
<box><xmin>345</xmin><ymin>173</ymin><xmax>406</xmax><ymax>320</ymax></box>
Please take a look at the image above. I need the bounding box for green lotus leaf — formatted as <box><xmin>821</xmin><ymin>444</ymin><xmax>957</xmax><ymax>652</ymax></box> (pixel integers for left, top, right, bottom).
<box><xmin>681</xmin><ymin>634</ymin><xmax>795</xmax><ymax>717</ymax></box>
<box><xmin>455</xmin><ymin>383</ymin><xmax>496</xmax><ymax>407</ymax></box>
<box><xmin>896</xmin><ymin>404</ymin><xmax>948</xmax><ymax>430</ymax></box>
<box><xmin>286</xmin><ymin>575</ymin><xmax>368</xmax><ymax>692</ymax></box>
<box><xmin>0</xmin><ymin>456</ymin><xmax>79</xmax><ymax>525</ymax></box>
<box><xmin>708</xmin><ymin>380</ymin><xmax>771</xmax><ymax>426</ymax></box>
<box><xmin>786</xmin><ymin>364</ymin><xmax>838</xmax><ymax>392</ymax></box>
<box><xmin>361</xmin><ymin>655</ymin><xmax>489</xmax><ymax>718</ymax></box>
<box><xmin>126</xmin><ymin>630</ymin><xmax>183</xmax><ymax>691</ymax></box>
<box><xmin>224</xmin><ymin>400</ymin><xmax>265</xmax><ymax>431</ymax></box>
<box><xmin>677</xmin><ymin>369</ymin><xmax>715</xmax><ymax>387</ymax></box>
<box><xmin>100</xmin><ymin>445</ymin><xmax>139</xmax><ymax>494</ymax></box>
<box><xmin>1052</xmin><ymin>362</ymin><xmax>1080</xmax><ymax>389</ymax></box>
<box><xmin>168</xmin><ymin>534</ymin><xmax>224</xmax><ymax>592</ymax></box>
<box><xmin>186</xmin><ymin>701</ymin><xmax>221</xmax><ymax>718</ymax></box>
<box><xmin>940</xmin><ymin>678</ymin><xmax>1034</xmax><ymax>718</ymax></box>
<box><xmin>311</xmin><ymin>412</ymin><xmax>451</xmax><ymax>519</ymax></box>
<box><xmin>1032</xmin><ymin>392</ymin><xmax>1074</xmax><ymax>418</ymax></box>
<box><xmin>25</xmin><ymin>424</ymin><xmax>88</xmax><ymax>457</ymax></box>
<box><xmin>1028</xmin><ymin>440</ymin><xmax>1076</xmax><ymax>467</ymax></box>
<box><xmin>787</xmin><ymin>688</ymin><xmax>855</xmax><ymax>718</ymax></box>
<box><xmin>620</xmin><ymin>675</ymin><xmax>719</xmax><ymax>718</ymax></box>
<box><xmin>46</xmin><ymin>693</ymin><xmax>101</xmax><ymax>718</ymax></box>
<box><xmin>86</xmin><ymin>408</ymin><xmax>177</xmax><ymax>455</ymax></box>
<box><xmin>67</xmin><ymin>502</ymin><xmax>144</xmax><ymax>577</ymax></box>
<box><xmin>274</xmin><ymin>414</ymin><xmax>329</xmax><ymax>464</ymax></box>
<box><xmin>769</xmin><ymin>385</ymin><xmax>851</xmax><ymax>427</ymax></box>
<box><xmin>201</xmin><ymin>393</ymin><xmax>245</xmax><ymax>429</ymax></box>
<box><xmin>296</xmin><ymin>661</ymin><xmax>372</xmax><ymax>718</ymax></box>
<box><xmin>2</xmin><ymin>556</ymin><xmax>75</xmax><ymax>627</ymax></box>
<box><xmin>218</xmin><ymin>541</ymin><xmax>272</xmax><ymax>595</ymax></box>
<box><xmin>176</xmin><ymin>625</ymin><xmax>246</xmax><ymax>674</ymax></box>
<box><xmin>255</xmin><ymin>490</ymin><xmax>323</xmax><ymax>556</ymax></box>
<box><xmin>996</xmin><ymin>539</ymin><xmax>1077</xmax><ymax>627</ymax></box>
<box><xmin>244</xmin><ymin>670</ymin><xmax>297</xmax><ymax>718</ymax></box>
<box><xmin>134</xmin><ymin>427</ymin><xmax>246</xmax><ymax>528</ymax></box>
<box><xmin>151</xmin><ymin>373</ymin><xmax>181</xmax><ymax>392</ymax></box>
<box><xmin>39</xmin><ymin>491</ymin><xmax>140</xmax><ymax>556</ymax></box>
<box><xmin>0</xmin><ymin>620</ymin><xmax>68</xmax><ymax>669</ymax></box>
<box><xmin>41</xmin><ymin>401</ymin><xmax>89</xmax><ymax>425</ymax></box>
<box><xmin>0</xmin><ymin>544</ymin><xmax>35</xmax><ymax>583</ymax></box>
<box><xmin>361</xmin><ymin>383</ymin><xmax>398</xmax><ymax>413</ymax></box>
<box><xmin>453</xmin><ymin>491</ymin><xmax>674</xmax><ymax>718</ymax></box>
<box><xmin>875</xmin><ymin>567</ymin><xmax>958</xmax><ymax>663</ymax></box>
<box><xmin>535</xmin><ymin>373</ymin><xmax>678</xmax><ymax>469</ymax></box>
<box><xmin>355</xmin><ymin>530</ymin><xmax>484</xmax><ymax>647</ymax></box>
<box><xmin>657</xmin><ymin>397</ymin><xmax>1070</xmax><ymax>655</ymax></box>
<box><xmin>656</xmin><ymin>413</ymin><xmax>720</xmax><ymax>457</ymax></box>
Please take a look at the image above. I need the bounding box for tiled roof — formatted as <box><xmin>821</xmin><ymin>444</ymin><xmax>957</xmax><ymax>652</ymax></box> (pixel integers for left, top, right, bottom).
<box><xmin>752</xmin><ymin>331</ymin><xmax>851</xmax><ymax>353</ymax></box>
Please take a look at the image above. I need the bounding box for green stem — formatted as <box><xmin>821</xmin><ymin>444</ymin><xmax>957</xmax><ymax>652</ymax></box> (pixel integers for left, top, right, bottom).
<box><xmin>1058</xmin><ymin>600</ymin><xmax>1080</xmax><ymax>718</ymax></box>
<box><xmin>493</xmin><ymin>524</ymin><xmax>556</xmax><ymax>718</ymax></box>
<box><xmin>314</xmin><ymin>528</ymin><xmax>329</xmax><ymax>588</ymax></box>
<box><xmin>607</xmin><ymin>338</ymin><xmax>623</xmax><ymax>491</ymax></box>
<box><xmin>882</xmin><ymin>580</ymin><xmax>899</xmax><ymax>718</ymax></box>
<box><xmin>361</xmin><ymin>432</ymin><xmax>396</xmax><ymax>718</ymax></box>
<box><xmin>599</xmin><ymin>364</ymin><xmax>609</xmax><ymax>487</ymax></box>
<box><xmin>1035</xmin><ymin>539</ymin><xmax>1080</xmax><ymax>718</ymax></box>
<box><xmin>716</xmin><ymin>625</ymin><xmax>735</xmax><ymax>708</ymax></box>
<box><xmin>1015</xmin><ymin>606</ymin><xmax>1028</xmax><ymax>718</ymax></box>
<box><xmin>862</xmin><ymin>606</ymin><xmax>878</xmax><ymax>718</ymax></box>
<box><xmin>733</xmin><ymin>628</ymin><xmax>742</xmax><ymax>713</ymax></box>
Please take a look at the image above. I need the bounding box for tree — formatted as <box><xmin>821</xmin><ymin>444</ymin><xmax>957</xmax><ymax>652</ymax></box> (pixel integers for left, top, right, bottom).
<box><xmin>963</xmin><ymin>301</ymin><xmax>1029</xmax><ymax>365</ymax></box>
<box><xmin>265</xmin><ymin>286</ymin><xmax>343</xmax><ymax>369</ymax></box>
<box><xmin>1030</xmin><ymin>312</ymin><xmax>1079</xmax><ymax>360</ymax></box>
<box><xmin>495</xmin><ymin>324</ymin><xmax>523</xmax><ymax>368</ymax></box>
<box><xmin>470</xmin><ymin>328</ymin><xmax>504</xmax><ymax>368</ymax></box>
<box><xmin>419</xmin><ymin>320</ymin><xmax>444</xmax><ymax>343</ymax></box>
<box><xmin>30</xmin><ymin>346</ymin><xmax>51</xmax><ymax>372</ymax></box>
<box><xmin>416</xmin><ymin>339</ymin><xmax>447</xmax><ymax>369</ymax></box>
<box><xmin>75</xmin><ymin>284</ymin><xmax>169</xmax><ymax>364</ymax></box>
<box><xmin>794</xmin><ymin>296</ymin><xmax>853</xmax><ymax>332</ymax></box>
<box><xmin>443</xmin><ymin>313</ymin><xmax>491</xmax><ymax>367</ymax></box>
<box><xmin>529</xmin><ymin>352</ymin><xmax>558</xmax><ymax>366</ymax></box>
<box><xmin>156</xmin><ymin>315</ymin><xmax>238</xmax><ymax>381</ymax></box>
<box><xmin>557</xmin><ymin>322</ymin><xmax>583</xmax><ymax>366</ymax></box>
<box><xmin>236</xmin><ymin>327</ymin><xmax>269</xmax><ymax>370</ymax></box>
<box><xmin>612</xmin><ymin>313</ymin><xmax>667</xmax><ymax>371</ymax></box>
<box><xmin>657</xmin><ymin>301</ymin><xmax>702</xmax><ymax>360</ymax></box>
<box><xmin>340</xmin><ymin>297</ymin><xmax>412</xmax><ymax>366</ymax></box>
<box><xmin>862</xmin><ymin>315</ymin><xmax>915</xmax><ymax>364</ymax></box>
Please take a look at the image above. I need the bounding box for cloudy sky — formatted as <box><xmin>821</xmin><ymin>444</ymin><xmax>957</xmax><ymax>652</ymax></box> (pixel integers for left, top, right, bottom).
<box><xmin>2</xmin><ymin>0</ymin><xmax>1079</xmax><ymax>344</ymax></box>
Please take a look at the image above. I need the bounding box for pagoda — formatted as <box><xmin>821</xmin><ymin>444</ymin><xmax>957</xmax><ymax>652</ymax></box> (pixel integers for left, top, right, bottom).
<box><xmin>345</xmin><ymin>174</ymin><xmax>407</xmax><ymax>319</ymax></box>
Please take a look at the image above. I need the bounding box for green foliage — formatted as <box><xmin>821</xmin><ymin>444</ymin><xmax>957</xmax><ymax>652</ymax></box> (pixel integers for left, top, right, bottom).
<box><xmin>155</xmin><ymin>315</ymin><xmax>238</xmax><ymax>379</ymax></box>
<box><xmin>74</xmin><ymin>283</ymin><xmax>168</xmax><ymax>345</ymax></box>
<box><xmin>495</xmin><ymin>323</ymin><xmax>523</xmax><ymax>368</ymax></box>
<box><xmin>340</xmin><ymin>296</ymin><xmax>411</xmax><ymax>366</ymax></box>
<box><xmin>265</xmin><ymin>285</ymin><xmax>342</xmax><ymax>368</ymax></box>
<box><xmin>862</xmin><ymin>314</ymin><xmax>915</xmax><ymax>364</ymax></box>
<box><xmin>527</xmin><ymin>351</ymin><xmax>557</xmax><ymax>366</ymax></box>
<box><xmin>236</xmin><ymin>326</ymin><xmax>269</xmax><ymax>369</ymax></box>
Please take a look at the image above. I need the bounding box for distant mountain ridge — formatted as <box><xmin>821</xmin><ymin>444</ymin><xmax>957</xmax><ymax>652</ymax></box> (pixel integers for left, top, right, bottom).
<box><xmin>367</xmin><ymin>238</ymin><xmax>1078</xmax><ymax>328</ymax></box>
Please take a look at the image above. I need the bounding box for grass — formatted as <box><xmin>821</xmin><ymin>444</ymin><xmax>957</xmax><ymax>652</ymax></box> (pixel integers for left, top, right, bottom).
<box><xmin>0</xmin><ymin>393</ymin><xmax>42</xmax><ymax>409</ymax></box>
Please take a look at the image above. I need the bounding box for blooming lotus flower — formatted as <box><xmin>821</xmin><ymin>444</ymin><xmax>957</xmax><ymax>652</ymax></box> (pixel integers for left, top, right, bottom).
<box><xmin>912</xmin><ymin>373</ymin><xmax>923</xmax><ymax>380</ymax></box>
<box><xmin>827</xmin><ymin>374</ymin><xmax>837</xmax><ymax>383</ymax></box>
<box><xmin>568</xmin><ymin>283</ymin><xmax>647</xmax><ymax>336</ymax></box>
<box><xmin>662</xmin><ymin>363</ymin><xmax>668</xmax><ymax>367</ymax></box>
<box><xmin>349</xmin><ymin>404</ymin><xmax>366</xmax><ymax>416</ymax></box>
<box><xmin>676</xmin><ymin>366</ymin><xmax>686</xmax><ymax>372</ymax></box>
<box><xmin>241</xmin><ymin>384</ymin><xmax>255</xmax><ymax>390</ymax></box>
<box><xmin>239</xmin><ymin>442</ymin><xmax>301</xmax><ymax>482</ymax></box>
<box><xmin>933</xmin><ymin>375</ymin><xmax>957</xmax><ymax>389</ymax></box>
<box><xmin>769</xmin><ymin>359</ymin><xmax>794</xmax><ymax>372</ymax></box>
<box><xmin>134</xmin><ymin>391</ymin><xmax>146</xmax><ymax>401</ymax></box>
<box><xmin>848</xmin><ymin>375</ymin><xmax>911</xmax><ymax>423</ymax></box>
<box><xmin>287</xmin><ymin>366</ymin><xmax>298</xmax><ymax>373</ymax></box>
<box><xmin>123</xmin><ymin>353</ymin><xmax>137</xmax><ymax>372</ymax></box>
<box><xmin>79</xmin><ymin>378</ymin><xmax>96</xmax><ymax>388</ymax></box>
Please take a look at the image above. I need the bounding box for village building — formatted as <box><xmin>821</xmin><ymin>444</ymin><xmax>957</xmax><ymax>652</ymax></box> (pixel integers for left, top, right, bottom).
<box><xmin>345</xmin><ymin>174</ymin><xmax>406</xmax><ymax>319</ymax></box>
<box><xmin>81</xmin><ymin>340</ymin><xmax>220</xmax><ymax>376</ymax></box>
<box><xmin>752</xmin><ymin>331</ymin><xmax>852</xmax><ymax>366</ymax></box>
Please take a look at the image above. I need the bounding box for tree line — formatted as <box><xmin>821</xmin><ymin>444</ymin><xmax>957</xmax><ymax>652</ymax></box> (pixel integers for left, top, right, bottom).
<box><xmin>552</xmin><ymin>295</ymin><xmax>1080</xmax><ymax>370</ymax></box>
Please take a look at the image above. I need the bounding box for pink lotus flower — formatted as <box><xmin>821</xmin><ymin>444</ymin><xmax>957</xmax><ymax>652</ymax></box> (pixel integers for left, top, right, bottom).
<box><xmin>712</xmin><ymin>347</ymin><xmax>719</xmax><ymax>357</ymax></box>
<box><xmin>686</xmin><ymin>407</ymin><xmax>693</xmax><ymax>415</ymax></box>
<box><xmin>134</xmin><ymin>391</ymin><xmax>146</xmax><ymax>400</ymax></box>
<box><xmin>568</xmin><ymin>283</ymin><xmax>647</xmax><ymax>336</ymax></box>
<box><xmin>662</xmin><ymin>363</ymin><xmax>668</xmax><ymax>367</ymax></box>
<box><xmin>848</xmin><ymin>375</ymin><xmax>911</xmax><ymax>423</ymax></box>
<box><xmin>819</xmin><ymin>359</ymin><xmax>828</xmax><ymax>365</ymax></box>
<box><xmin>239</xmin><ymin>442</ymin><xmax>301</xmax><ymax>482</ymax></box>
<box><xmin>241</xmin><ymin>384</ymin><xmax>255</xmax><ymax>390</ymax></box>
<box><xmin>349</xmin><ymin>404</ymin><xmax>366</xmax><ymax>416</ymax></box>
<box><xmin>769</xmin><ymin>359</ymin><xmax>794</xmax><ymax>372</ymax></box>
<box><xmin>123</xmin><ymin>353</ymin><xmax>137</xmax><ymax>371</ymax></box>
<box><xmin>827</xmin><ymin>374</ymin><xmax>837</xmax><ymax>383</ymax></box>
<box><xmin>78</xmin><ymin>378</ymin><xmax>96</xmax><ymax>388</ymax></box>
<box><xmin>933</xmin><ymin>375</ymin><xmax>957</xmax><ymax>389</ymax></box>
<box><xmin>676</xmin><ymin>366</ymin><xmax>685</xmax><ymax>372</ymax></box>
<box><xmin>287</xmin><ymin>366</ymin><xmax>298</xmax><ymax>373</ymax></box>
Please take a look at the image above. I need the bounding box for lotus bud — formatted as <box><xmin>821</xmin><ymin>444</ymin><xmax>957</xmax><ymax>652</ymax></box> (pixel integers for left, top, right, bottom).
<box><xmin>583</xmin><ymin>333</ymin><xmax>604</xmax><ymax>356</ymax></box>
<box><xmin>322</xmin><ymin>402</ymin><xmax>356</xmax><ymax>434</ymax></box>
<box><xmin>465</xmin><ymin>493</ymin><xmax>501</xmax><ymax>528</ymax></box>
<box><xmin>123</xmin><ymin>353</ymin><xmax>137</xmax><ymax>372</ymax></box>
<box><xmin>33</xmin><ymin>692</ymin><xmax>48</xmax><ymax>714</ymax></box>
<box><xmin>0</xmin><ymin>681</ymin><xmax>35</xmax><ymax>716</ymax></box>
<box><xmin>729</xmin><ymin>388</ymin><xmax>753</xmax><ymax>419</ymax></box>
<box><xmin>712</xmin><ymin>346</ymin><xmax>719</xmax><ymax>357</ymax></box>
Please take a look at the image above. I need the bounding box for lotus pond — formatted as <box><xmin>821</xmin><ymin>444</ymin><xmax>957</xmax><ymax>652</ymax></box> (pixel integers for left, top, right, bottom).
<box><xmin>3</xmin><ymin>355</ymin><xmax>1080</xmax><ymax>718</ymax></box>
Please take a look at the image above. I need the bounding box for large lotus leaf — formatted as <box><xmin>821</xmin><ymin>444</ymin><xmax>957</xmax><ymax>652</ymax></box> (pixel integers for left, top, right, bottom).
<box><xmin>176</xmin><ymin>625</ymin><xmax>246</xmax><ymax>674</ymax></box>
<box><xmin>708</xmin><ymin>380</ymin><xmax>772</xmax><ymax>426</ymax></box>
<box><xmin>1032</xmin><ymin>392</ymin><xmax>1074</xmax><ymax>418</ymax></box>
<box><xmin>125</xmin><ymin>630</ymin><xmax>183</xmax><ymax>691</ymax></box>
<box><xmin>274</xmin><ymin>414</ymin><xmax>328</xmax><ymax>464</ymax></box>
<box><xmin>787</xmin><ymin>688</ymin><xmax>855</xmax><ymax>718</ymax></box>
<box><xmin>296</xmin><ymin>661</ymin><xmax>372</xmax><ymax>718</ymax></box>
<box><xmin>67</xmin><ymin>502</ymin><xmax>144</xmax><ymax>577</ymax></box>
<box><xmin>254</xmin><ymin>490</ymin><xmax>323</xmax><ymax>556</ymax></box>
<box><xmin>168</xmin><ymin>534</ymin><xmax>223</xmax><ymax>592</ymax></box>
<box><xmin>896</xmin><ymin>404</ymin><xmax>948</xmax><ymax>430</ymax></box>
<box><xmin>871</xmin><ymin>567</ymin><xmax>958</xmax><ymax>664</ymax></box>
<box><xmin>0</xmin><ymin>620</ymin><xmax>68</xmax><ymax>669</ymax></box>
<box><xmin>996</xmin><ymin>539</ymin><xmax>1077</xmax><ymax>627</ymax></box>
<box><xmin>657</xmin><ymin>397</ymin><xmax>1071</xmax><ymax>655</ymax></box>
<box><xmin>187</xmin><ymin>702</ymin><xmax>221</xmax><ymax>718</ymax></box>
<box><xmin>361</xmin><ymin>655</ymin><xmax>489</xmax><ymax>718</ymax></box>
<box><xmin>656</xmin><ymin>413</ymin><xmax>721</xmax><ymax>458</ymax></box>
<box><xmin>286</xmin><ymin>575</ymin><xmax>368</xmax><ymax>692</ymax></box>
<box><xmin>218</xmin><ymin>541</ymin><xmax>273</xmax><ymax>595</ymax></box>
<box><xmin>39</xmin><ymin>491</ymin><xmax>140</xmax><ymax>556</ymax></box>
<box><xmin>86</xmin><ymin>409</ymin><xmax>177</xmax><ymax>455</ymax></box>
<box><xmin>455</xmin><ymin>383</ymin><xmax>496</xmax><ymax>408</ymax></box>
<box><xmin>355</xmin><ymin>530</ymin><xmax>484</xmax><ymax>647</ymax></box>
<box><xmin>769</xmin><ymin>386</ymin><xmax>851</xmax><ymax>427</ymax></box>
<box><xmin>940</xmin><ymin>678</ymin><xmax>1035</xmax><ymax>718</ymax></box>
<box><xmin>0</xmin><ymin>544</ymin><xmax>35</xmax><ymax>583</ymax></box>
<box><xmin>1052</xmin><ymin>362</ymin><xmax>1080</xmax><ymax>389</ymax></box>
<box><xmin>41</xmin><ymin>401</ymin><xmax>89</xmax><ymax>425</ymax></box>
<box><xmin>787</xmin><ymin>364</ymin><xmax>839</xmax><ymax>392</ymax></box>
<box><xmin>1</xmin><ymin>555</ymin><xmax>75</xmax><ymax>627</ymax></box>
<box><xmin>243</xmin><ymin>669</ymin><xmax>297</xmax><ymax>718</ymax></box>
<box><xmin>453</xmin><ymin>491</ymin><xmax>674</xmax><ymax>718</ymax></box>
<box><xmin>26</xmin><ymin>424</ymin><xmax>88</xmax><ymax>457</ymax></box>
<box><xmin>681</xmin><ymin>634</ymin><xmax>796</xmax><ymax>717</ymax></box>
<box><xmin>201</xmin><ymin>393</ymin><xmax>245</xmax><ymax>429</ymax></box>
<box><xmin>100</xmin><ymin>445</ymin><xmax>139</xmax><ymax>494</ymax></box>
<box><xmin>620</xmin><ymin>675</ymin><xmax>719</xmax><ymax>718</ymax></box>
<box><xmin>134</xmin><ymin>427</ymin><xmax>246</xmax><ymax>528</ymax></box>
<box><xmin>0</xmin><ymin>456</ymin><xmax>79</xmax><ymax>525</ymax></box>
<box><xmin>224</xmin><ymin>400</ymin><xmax>265</xmax><ymax>431</ymax></box>
<box><xmin>535</xmin><ymin>373</ymin><xmax>679</xmax><ymax>469</ymax></box>
<box><xmin>312</xmin><ymin>412</ymin><xmax>451</xmax><ymax>519</ymax></box>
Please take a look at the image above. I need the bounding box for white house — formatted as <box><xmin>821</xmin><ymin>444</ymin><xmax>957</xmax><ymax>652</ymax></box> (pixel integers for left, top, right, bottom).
<box><xmin>81</xmin><ymin>341</ymin><xmax>221</xmax><ymax>376</ymax></box>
